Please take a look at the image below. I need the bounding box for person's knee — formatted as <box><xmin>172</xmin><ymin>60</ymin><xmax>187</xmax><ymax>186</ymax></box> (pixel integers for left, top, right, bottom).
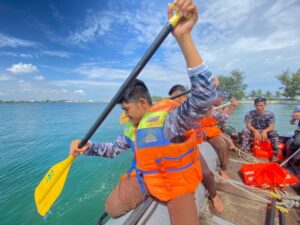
<box><xmin>105</xmin><ymin>192</ymin><xmax>127</xmax><ymax>218</ymax></box>
<box><xmin>105</xmin><ymin>177</ymin><xmax>146</xmax><ymax>218</ymax></box>
<box><xmin>210</xmin><ymin>136</ymin><xmax>227</xmax><ymax>150</ymax></box>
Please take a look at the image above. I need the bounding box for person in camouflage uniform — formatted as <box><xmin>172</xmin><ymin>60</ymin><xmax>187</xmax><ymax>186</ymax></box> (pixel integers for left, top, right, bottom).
<box><xmin>286</xmin><ymin>105</ymin><xmax>300</xmax><ymax>156</ymax></box>
<box><xmin>241</xmin><ymin>97</ymin><xmax>280</xmax><ymax>161</ymax></box>
<box><xmin>168</xmin><ymin>84</ymin><xmax>224</xmax><ymax>213</ymax></box>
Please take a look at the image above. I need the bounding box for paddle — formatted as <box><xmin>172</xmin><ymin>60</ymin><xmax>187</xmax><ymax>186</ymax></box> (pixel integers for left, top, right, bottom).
<box><xmin>35</xmin><ymin>156</ymin><xmax>75</xmax><ymax>216</ymax></box>
<box><xmin>169</xmin><ymin>89</ymin><xmax>232</xmax><ymax>109</ymax></box>
<box><xmin>169</xmin><ymin>89</ymin><xmax>191</xmax><ymax>100</ymax></box>
<box><xmin>35</xmin><ymin>5</ymin><xmax>184</xmax><ymax>217</ymax></box>
<box><xmin>120</xmin><ymin>89</ymin><xmax>192</xmax><ymax>124</ymax></box>
<box><xmin>214</xmin><ymin>101</ymin><xmax>231</xmax><ymax>110</ymax></box>
<box><xmin>280</xmin><ymin>147</ymin><xmax>300</xmax><ymax>167</ymax></box>
<box><xmin>119</xmin><ymin>94</ymin><xmax>231</xmax><ymax>124</ymax></box>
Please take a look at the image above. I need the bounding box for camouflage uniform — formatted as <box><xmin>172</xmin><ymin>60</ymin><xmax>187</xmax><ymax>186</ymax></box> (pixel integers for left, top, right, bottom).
<box><xmin>288</xmin><ymin>105</ymin><xmax>300</xmax><ymax>152</ymax></box>
<box><xmin>241</xmin><ymin>110</ymin><xmax>280</xmax><ymax>154</ymax></box>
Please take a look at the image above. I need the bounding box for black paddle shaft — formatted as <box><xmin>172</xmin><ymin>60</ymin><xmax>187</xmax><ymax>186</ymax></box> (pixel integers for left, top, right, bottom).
<box><xmin>79</xmin><ymin>23</ymin><xmax>173</xmax><ymax>148</ymax></box>
<box><xmin>169</xmin><ymin>90</ymin><xmax>191</xmax><ymax>100</ymax></box>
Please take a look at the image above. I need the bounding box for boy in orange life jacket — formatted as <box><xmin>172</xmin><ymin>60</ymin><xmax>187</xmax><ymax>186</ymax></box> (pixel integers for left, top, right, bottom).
<box><xmin>70</xmin><ymin>1</ymin><xmax>217</xmax><ymax>224</ymax></box>
<box><xmin>169</xmin><ymin>84</ymin><xmax>224</xmax><ymax>213</ymax></box>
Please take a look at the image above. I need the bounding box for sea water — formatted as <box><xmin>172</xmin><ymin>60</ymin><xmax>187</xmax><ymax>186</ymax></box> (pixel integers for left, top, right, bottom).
<box><xmin>0</xmin><ymin>103</ymin><xmax>297</xmax><ymax>225</ymax></box>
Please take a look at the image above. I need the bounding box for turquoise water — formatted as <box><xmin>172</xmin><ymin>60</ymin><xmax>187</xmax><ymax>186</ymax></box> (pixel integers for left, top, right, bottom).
<box><xmin>0</xmin><ymin>103</ymin><xmax>298</xmax><ymax>225</ymax></box>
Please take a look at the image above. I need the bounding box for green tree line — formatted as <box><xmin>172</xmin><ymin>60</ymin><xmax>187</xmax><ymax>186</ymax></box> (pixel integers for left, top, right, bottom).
<box><xmin>217</xmin><ymin>68</ymin><xmax>300</xmax><ymax>100</ymax></box>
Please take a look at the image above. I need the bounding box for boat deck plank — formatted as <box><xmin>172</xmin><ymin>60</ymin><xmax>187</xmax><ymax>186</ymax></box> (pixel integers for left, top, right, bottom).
<box><xmin>200</xmin><ymin>152</ymin><xmax>300</xmax><ymax>225</ymax></box>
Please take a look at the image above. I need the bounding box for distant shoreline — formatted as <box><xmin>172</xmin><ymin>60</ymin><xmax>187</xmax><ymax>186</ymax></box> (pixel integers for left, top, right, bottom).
<box><xmin>238</xmin><ymin>100</ymin><xmax>300</xmax><ymax>104</ymax></box>
<box><xmin>0</xmin><ymin>99</ymin><xmax>299</xmax><ymax>104</ymax></box>
<box><xmin>0</xmin><ymin>100</ymin><xmax>104</xmax><ymax>104</ymax></box>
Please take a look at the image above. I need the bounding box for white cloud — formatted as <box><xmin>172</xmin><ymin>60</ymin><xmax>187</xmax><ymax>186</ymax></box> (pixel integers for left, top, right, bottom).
<box><xmin>34</xmin><ymin>75</ymin><xmax>45</xmax><ymax>80</ymax></box>
<box><xmin>66</xmin><ymin>2</ymin><xmax>164</xmax><ymax>47</ymax></box>
<box><xmin>41</xmin><ymin>50</ymin><xmax>71</xmax><ymax>58</ymax></box>
<box><xmin>68</xmin><ymin>10</ymin><xmax>113</xmax><ymax>45</ymax></box>
<box><xmin>230</xmin><ymin>30</ymin><xmax>300</xmax><ymax>52</ymax></box>
<box><xmin>7</xmin><ymin>63</ymin><xmax>38</xmax><ymax>74</ymax></box>
<box><xmin>18</xmin><ymin>80</ymin><xmax>31</xmax><ymax>88</ymax></box>
<box><xmin>1</xmin><ymin>0</ymin><xmax>300</xmax><ymax>100</ymax></box>
<box><xmin>183</xmin><ymin>0</ymin><xmax>300</xmax><ymax>92</ymax></box>
<box><xmin>23</xmin><ymin>88</ymin><xmax>32</xmax><ymax>92</ymax></box>
<box><xmin>74</xmin><ymin>89</ymin><xmax>85</xmax><ymax>95</ymax></box>
<box><xmin>19</xmin><ymin>53</ymin><xmax>34</xmax><ymax>58</ymax></box>
<box><xmin>117</xmin><ymin>7</ymin><xmax>164</xmax><ymax>45</ymax></box>
<box><xmin>0</xmin><ymin>75</ymin><xmax>9</xmax><ymax>81</ymax></box>
<box><xmin>0</xmin><ymin>33</ymin><xmax>39</xmax><ymax>48</ymax></box>
<box><xmin>51</xmin><ymin>79</ymin><xmax>120</xmax><ymax>88</ymax></box>
<box><xmin>75</xmin><ymin>65</ymin><xmax>129</xmax><ymax>79</ymax></box>
<box><xmin>1</xmin><ymin>50</ymin><xmax>71</xmax><ymax>59</ymax></box>
<box><xmin>50</xmin><ymin>3</ymin><xmax>64</xmax><ymax>22</ymax></box>
<box><xmin>200</xmin><ymin>0</ymin><xmax>258</xmax><ymax>30</ymax></box>
<box><xmin>0</xmin><ymin>52</ymin><xmax>34</xmax><ymax>58</ymax></box>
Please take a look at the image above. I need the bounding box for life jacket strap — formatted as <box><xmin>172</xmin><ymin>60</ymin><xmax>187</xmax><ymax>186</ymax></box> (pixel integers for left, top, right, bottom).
<box><xmin>129</xmin><ymin>159</ymin><xmax>148</xmax><ymax>199</ymax></box>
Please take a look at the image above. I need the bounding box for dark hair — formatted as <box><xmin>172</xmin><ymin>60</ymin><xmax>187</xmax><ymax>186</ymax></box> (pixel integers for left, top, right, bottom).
<box><xmin>118</xmin><ymin>79</ymin><xmax>152</xmax><ymax>105</ymax></box>
<box><xmin>168</xmin><ymin>84</ymin><xmax>187</xmax><ymax>96</ymax></box>
<box><xmin>254</xmin><ymin>96</ymin><xmax>266</xmax><ymax>104</ymax></box>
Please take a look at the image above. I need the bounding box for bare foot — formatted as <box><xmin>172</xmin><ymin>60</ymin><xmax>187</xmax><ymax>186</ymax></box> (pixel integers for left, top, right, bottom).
<box><xmin>211</xmin><ymin>195</ymin><xmax>224</xmax><ymax>213</ymax></box>
<box><xmin>220</xmin><ymin>169</ymin><xmax>230</xmax><ymax>180</ymax></box>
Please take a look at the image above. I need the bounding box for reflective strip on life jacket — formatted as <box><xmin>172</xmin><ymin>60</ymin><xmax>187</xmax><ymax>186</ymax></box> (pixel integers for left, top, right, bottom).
<box><xmin>194</xmin><ymin>124</ymin><xmax>204</xmax><ymax>144</ymax></box>
<box><xmin>139</xmin><ymin>156</ymin><xmax>201</xmax><ymax>175</ymax></box>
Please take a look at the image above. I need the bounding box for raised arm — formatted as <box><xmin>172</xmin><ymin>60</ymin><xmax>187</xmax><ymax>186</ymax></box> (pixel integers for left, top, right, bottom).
<box><xmin>169</xmin><ymin>1</ymin><xmax>202</xmax><ymax>68</ymax></box>
<box><xmin>223</xmin><ymin>98</ymin><xmax>238</xmax><ymax>116</ymax></box>
<box><xmin>164</xmin><ymin>0</ymin><xmax>216</xmax><ymax>141</ymax></box>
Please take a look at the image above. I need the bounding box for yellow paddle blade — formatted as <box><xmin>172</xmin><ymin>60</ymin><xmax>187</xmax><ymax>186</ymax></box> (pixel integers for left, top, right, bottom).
<box><xmin>34</xmin><ymin>155</ymin><xmax>75</xmax><ymax>216</ymax></box>
<box><xmin>119</xmin><ymin>112</ymin><xmax>129</xmax><ymax>124</ymax></box>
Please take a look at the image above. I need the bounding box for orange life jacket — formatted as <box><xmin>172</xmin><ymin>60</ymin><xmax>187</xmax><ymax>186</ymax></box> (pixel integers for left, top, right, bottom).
<box><xmin>252</xmin><ymin>140</ymin><xmax>273</xmax><ymax>159</ymax></box>
<box><xmin>200</xmin><ymin>117</ymin><xmax>222</xmax><ymax>138</ymax></box>
<box><xmin>241</xmin><ymin>162</ymin><xmax>299</xmax><ymax>188</ymax></box>
<box><xmin>123</xmin><ymin>98</ymin><xmax>202</xmax><ymax>201</ymax></box>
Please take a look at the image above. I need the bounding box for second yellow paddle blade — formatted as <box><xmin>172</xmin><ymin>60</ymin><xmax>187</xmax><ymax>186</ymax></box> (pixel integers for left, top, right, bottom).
<box><xmin>34</xmin><ymin>155</ymin><xmax>75</xmax><ymax>216</ymax></box>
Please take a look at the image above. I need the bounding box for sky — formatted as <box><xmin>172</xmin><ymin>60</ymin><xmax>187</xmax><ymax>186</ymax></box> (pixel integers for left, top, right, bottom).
<box><xmin>0</xmin><ymin>0</ymin><xmax>299</xmax><ymax>101</ymax></box>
